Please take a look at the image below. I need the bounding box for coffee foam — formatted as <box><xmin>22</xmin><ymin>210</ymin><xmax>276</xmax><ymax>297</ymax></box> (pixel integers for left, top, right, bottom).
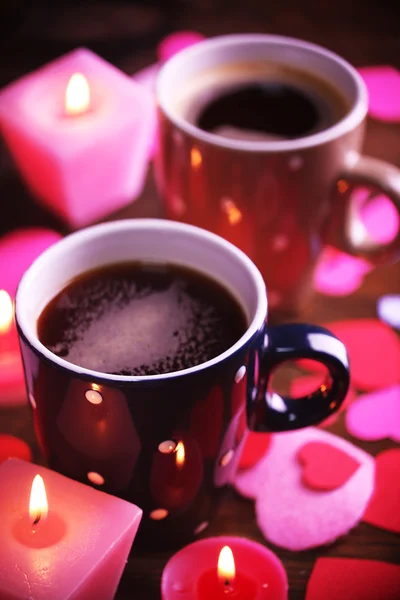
<box><xmin>45</xmin><ymin>276</ymin><xmax>240</xmax><ymax>376</ymax></box>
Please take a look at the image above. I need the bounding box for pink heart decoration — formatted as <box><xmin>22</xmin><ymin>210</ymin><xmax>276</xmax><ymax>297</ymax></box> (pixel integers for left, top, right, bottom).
<box><xmin>157</xmin><ymin>31</ymin><xmax>205</xmax><ymax>63</ymax></box>
<box><xmin>363</xmin><ymin>448</ymin><xmax>400</xmax><ymax>534</ymax></box>
<box><xmin>234</xmin><ymin>428</ymin><xmax>374</xmax><ymax>550</ymax></box>
<box><xmin>351</xmin><ymin>188</ymin><xmax>399</xmax><ymax>245</ymax></box>
<box><xmin>358</xmin><ymin>66</ymin><xmax>400</xmax><ymax>122</ymax></box>
<box><xmin>298</xmin><ymin>441</ymin><xmax>361</xmax><ymax>491</ymax></box>
<box><xmin>377</xmin><ymin>294</ymin><xmax>400</xmax><ymax>330</ymax></box>
<box><xmin>346</xmin><ymin>385</ymin><xmax>400</xmax><ymax>442</ymax></box>
<box><xmin>306</xmin><ymin>558</ymin><xmax>400</xmax><ymax>600</ymax></box>
<box><xmin>314</xmin><ymin>245</ymin><xmax>372</xmax><ymax>296</ymax></box>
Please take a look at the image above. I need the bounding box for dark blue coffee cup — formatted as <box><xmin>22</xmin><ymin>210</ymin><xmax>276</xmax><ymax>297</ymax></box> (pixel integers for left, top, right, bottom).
<box><xmin>16</xmin><ymin>219</ymin><xmax>349</xmax><ymax>549</ymax></box>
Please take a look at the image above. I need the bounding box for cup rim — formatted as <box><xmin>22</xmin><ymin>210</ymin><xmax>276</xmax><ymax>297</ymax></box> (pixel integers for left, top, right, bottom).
<box><xmin>16</xmin><ymin>219</ymin><xmax>267</xmax><ymax>382</ymax></box>
<box><xmin>156</xmin><ymin>33</ymin><xmax>368</xmax><ymax>153</ymax></box>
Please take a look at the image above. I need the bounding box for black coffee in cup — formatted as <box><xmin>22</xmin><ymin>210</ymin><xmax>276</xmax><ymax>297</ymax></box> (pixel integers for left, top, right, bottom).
<box><xmin>175</xmin><ymin>61</ymin><xmax>349</xmax><ymax>141</ymax></box>
<box><xmin>38</xmin><ymin>262</ymin><xmax>247</xmax><ymax>376</ymax></box>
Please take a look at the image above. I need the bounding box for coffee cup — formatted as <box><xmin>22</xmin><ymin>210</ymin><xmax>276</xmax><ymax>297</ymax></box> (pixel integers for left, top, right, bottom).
<box><xmin>155</xmin><ymin>34</ymin><xmax>400</xmax><ymax>315</ymax></box>
<box><xmin>16</xmin><ymin>219</ymin><xmax>350</xmax><ymax>549</ymax></box>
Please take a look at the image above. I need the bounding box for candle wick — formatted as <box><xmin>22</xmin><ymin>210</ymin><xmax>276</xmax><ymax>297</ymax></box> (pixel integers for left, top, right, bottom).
<box><xmin>32</xmin><ymin>512</ymin><xmax>41</xmax><ymax>526</ymax></box>
<box><xmin>224</xmin><ymin>579</ymin><xmax>230</xmax><ymax>587</ymax></box>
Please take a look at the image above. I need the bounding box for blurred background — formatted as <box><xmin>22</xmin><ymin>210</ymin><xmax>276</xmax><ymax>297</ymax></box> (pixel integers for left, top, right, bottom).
<box><xmin>0</xmin><ymin>0</ymin><xmax>398</xmax><ymax>237</ymax></box>
<box><xmin>0</xmin><ymin>0</ymin><xmax>397</xmax><ymax>88</ymax></box>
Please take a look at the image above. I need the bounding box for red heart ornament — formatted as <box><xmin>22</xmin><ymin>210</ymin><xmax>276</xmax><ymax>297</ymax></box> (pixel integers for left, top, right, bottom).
<box><xmin>363</xmin><ymin>448</ymin><xmax>400</xmax><ymax>533</ymax></box>
<box><xmin>0</xmin><ymin>435</ymin><xmax>32</xmax><ymax>464</ymax></box>
<box><xmin>300</xmin><ymin>319</ymin><xmax>400</xmax><ymax>391</ymax></box>
<box><xmin>238</xmin><ymin>431</ymin><xmax>272</xmax><ymax>470</ymax></box>
<box><xmin>306</xmin><ymin>557</ymin><xmax>400</xmax><ymax>600</ymax></box>
<box><xmin>298</xmin><ymin>441</ymin><xmax>361</xmax><ymax>490</ymax></box>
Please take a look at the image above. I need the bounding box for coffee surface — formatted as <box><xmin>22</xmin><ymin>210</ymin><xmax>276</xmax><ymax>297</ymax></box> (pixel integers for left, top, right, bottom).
<box><xmin>175</xmin><ymin>61</ymin><xmax>349</xmax><ymax>141</ymax></box>
<box><xmin>38</xmin><ymin>262</ymin><xmax>247</xmax><ymax>376</ymax></box>
<box><xmin>197</xmin><ymin>82</ymin><xmax>320</xmax><ymax>139</ymax></box>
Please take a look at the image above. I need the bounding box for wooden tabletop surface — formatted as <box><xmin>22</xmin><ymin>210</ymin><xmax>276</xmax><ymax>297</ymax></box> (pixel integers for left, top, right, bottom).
<box><xmin>0</xmin><ymin>1</ymin><xmax>399</xmax><ymax>598</ymax></box>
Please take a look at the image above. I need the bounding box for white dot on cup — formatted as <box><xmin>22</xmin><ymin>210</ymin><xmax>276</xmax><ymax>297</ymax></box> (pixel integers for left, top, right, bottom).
<box><xmin>85</xmin><ymin>389</ymin><xmax>103</xmax><ymax>405</ymax></box>
<box><xmin>158</xmin><ymin>440</ymin><xmax>177</xmax><ymax>454</ymax></box>
<box><xmin>29</xmin><ymin>393</ymin><xmax>36</xmax><ymax>410</ymax></box>
<box><xmin>150</xmin><ymin>508</ymin><xmax>169</xmax><ymax>521</ymax></box>
<box><xmin>235</xmin><ymin>365</ymin><xmax>246</xmax><ymax>383</ymax></box>
<box><xmin>272</xmin><ymin>234</ymin><xmax>289</xmax><ymax>252</ymax></box>
<box><xmin>288</xmin><ymin>155</ymin><xmax>303</xmax><ymax>171</ymax></box>
<box><xmin>87</xmin><ymin>472</ymin><xmax>105</xmax><ymax>486</ymax></box>
<box><xmin>194</xmin><ymin>521</ymin><xmax>209</xmax><ymax>535</ymax></box>
<box><xmin>220</xmin><ymin>449</ymin><xmax>234</xmax><ymax>467</ymax></box>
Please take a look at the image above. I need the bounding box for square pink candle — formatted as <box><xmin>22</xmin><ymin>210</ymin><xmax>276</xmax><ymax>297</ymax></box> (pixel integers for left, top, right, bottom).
<box><xmin>0</xmin><ymin>458</ymin><xmax>142</xmax><ymax>600</ymax></box>
<box><xmin>0</xmin><ymin>49</ymin><xmax>156</xmax><ymax>227</ymax></box>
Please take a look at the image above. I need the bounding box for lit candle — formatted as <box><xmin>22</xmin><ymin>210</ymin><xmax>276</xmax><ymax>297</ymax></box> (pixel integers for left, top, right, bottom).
<box><xmin>0</xmin><ymin>48</ymin><xmax>156</xmax><ymax>228</ymax></box>
<box><xmin>161</xmin><ymin>536</ymin><xmax>288</xmax><ymax>599</ymax></box>
<box><xmin>65</xmin><ymin>72</ymin><xmax>90</xmax><ymax>116</ymax></box>
<box><xmin>0</xmin><ymin>458</ymin><xmax>142</xmax><ymax>599</ymax></box>
<box><xmin>0</xmin><ymin>228</ymin><xmax>61</xmax><ymax>406</ymax></box>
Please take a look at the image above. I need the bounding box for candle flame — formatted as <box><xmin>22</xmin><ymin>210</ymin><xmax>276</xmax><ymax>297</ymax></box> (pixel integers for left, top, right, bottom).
<box><xmin>29</xmin><ymin>475</ymin><xmax>48</xmax><ymax>525</ymax></box>
<box><xmin>0</xmin><ymin>290</ymin><xmax>13</xmax><ymax>334</ymax></box>
<box><xmin>218</xmin><ymin>546</ymin><xmax>236</xmax><ymax>585</ymax></box>
<box><xmin>65</xmin><ymin>73</ymin><xmax>90</xmax><ymax>116</ymax></box>
<box><xmin>175</xmin><ymin>441</ymin><xmax>185</xmax><ymax>469</ymax></box>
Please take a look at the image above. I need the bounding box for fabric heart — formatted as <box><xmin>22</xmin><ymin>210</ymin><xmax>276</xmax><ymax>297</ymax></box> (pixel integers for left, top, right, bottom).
<box><xmin>314</xmin><ymin>245</ymin><xmax>372</xmax><ymax>296</ymax></box>
<box><xmin>377</xmin><ymin>294</ymin><xmax>400</xmax><ymax>330</ymax></box>
<box><xmin>363</xmin><ymin>448</ymin><xmax>400</xmax><ymax>534</ymax></box>
<box><xmin>290</xmin><ymin>375</ymin><xmax>356</xmax><ymax>426</ymax></box>
<box><xmin>345</xmin><ymin>385</ymin><xmax>400</xmax><ymax>442</ymax></box>
<box><xmin>306</xmin><ymin>558</ymin><xmax>400</xmax><ymax>600</ymax></box>
<box><xmin>358</xmin><ymin>66</ymin><xmax>400</xmax><ymax>122</ymax></box>
<box><xmin>237</xmin><ymin>431</ymin><xmax>272</xmax><ymax>470</ymax></box>
<box><xmin>301</xmin><ymin>320</ymin><xmax>400</xmax><ymax>391</ymax></box>
<box><xmin>234</xmin><ymin>428</ymin><xmax>374</xmax><ymax>550</ymax></box>
<box><xmin>297</xmin><ymin>441</ymin><xmax>361</xmax><ymax>491</ymax></box>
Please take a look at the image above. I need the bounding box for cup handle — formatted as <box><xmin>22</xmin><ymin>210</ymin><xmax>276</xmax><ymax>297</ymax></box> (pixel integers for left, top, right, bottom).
<box><xmin>324</xmin><ymin>153</ymin><xmax>400</xmax><ymax>263</ymax></box>
<box><xmin>247</xmin><ymin>323</ymin><xmax>350</xmax><ymax>432</ymax></box>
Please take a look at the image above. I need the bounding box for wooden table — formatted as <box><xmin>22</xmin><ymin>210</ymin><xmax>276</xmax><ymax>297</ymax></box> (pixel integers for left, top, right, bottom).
<box><xmin>0</xmin><ymin>1</ymin><xmax>399</xmax><ymax>598</ymax></box>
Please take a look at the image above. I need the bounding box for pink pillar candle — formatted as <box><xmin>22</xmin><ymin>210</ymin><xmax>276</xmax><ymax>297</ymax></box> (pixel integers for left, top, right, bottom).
<box><xmin>0</xmin><ymin>228</ymin><xmax>61</xmax><ymax>405</ymax></box>
<box><xmin>0</xmin><ymin>458</ymin><xmax>142</xmax><ymax>600</ymax></box>
<box><xmin>161</xmin><ymin>536</ymin><xmax>288</xmax><ymax>599</ymax></box>
<box><xmin>0</xmin><ymin>48</ymin><xmax>156</xmax><ymax>227</ymax></box>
